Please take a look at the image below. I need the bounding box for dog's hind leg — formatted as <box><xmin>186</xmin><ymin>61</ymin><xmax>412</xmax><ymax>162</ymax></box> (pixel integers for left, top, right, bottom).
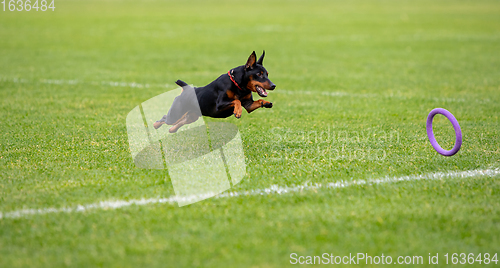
<box><xmin>153</xmin><ymin>115</ymin><xmax>169</xmax><ymax>129</ymax></box>
<box><xmin>168</xmin><ymin>111</ymin><xmax>200</xmax><ymax>133</ymax></box>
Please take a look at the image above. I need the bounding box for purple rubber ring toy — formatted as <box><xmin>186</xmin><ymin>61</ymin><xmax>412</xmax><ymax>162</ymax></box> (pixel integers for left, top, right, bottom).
<box><xmin>426</xmin><ymin>108</ymin><xmax>462</xmax><ymax>156</ymax></box>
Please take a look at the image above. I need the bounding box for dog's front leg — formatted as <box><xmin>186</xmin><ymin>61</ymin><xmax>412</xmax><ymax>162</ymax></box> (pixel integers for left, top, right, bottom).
<box><xmin>232</xmin><ymin>100</ymin><xmax>243</xmax><ymax>118</ymax></box>
<box><xmin>216</xmin><ymin>100</ymin><xmax>242</xmax><ymax>118</ymax></box>
<box><xmin>244</xmin><ymin>99</ymin><xmax>273</xmax><ymax>113</ymax></box>
<box><xmin>216</xmin><ymin>93</ymin><xmax>243</xmax><ymax>119</ymax></box>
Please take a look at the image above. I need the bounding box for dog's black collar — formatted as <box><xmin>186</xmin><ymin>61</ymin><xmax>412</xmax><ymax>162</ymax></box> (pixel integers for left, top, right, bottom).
<box><xmin>228</xmin><ymin>69</ymin><xmax>242</xmax><ymax>90</ymax></box>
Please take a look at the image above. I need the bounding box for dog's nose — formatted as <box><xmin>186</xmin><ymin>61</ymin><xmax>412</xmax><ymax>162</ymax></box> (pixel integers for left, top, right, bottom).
<box><xmin>270</xmin><ymin>84</ymin><xmax>276</xmax><ymax>90</ymax></box>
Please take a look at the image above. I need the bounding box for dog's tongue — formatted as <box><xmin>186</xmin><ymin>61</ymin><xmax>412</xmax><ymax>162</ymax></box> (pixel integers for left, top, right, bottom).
<box><xmin>257</xmin><ymin>86</ymin><xmax>268</xmax><ymax>97</ymax></box>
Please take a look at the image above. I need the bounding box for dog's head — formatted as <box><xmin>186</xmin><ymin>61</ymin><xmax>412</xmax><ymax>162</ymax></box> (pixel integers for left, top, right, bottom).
<box><xmin>244</xmin><ymin>51</ymin><xmax>276</xmax><ymax>97</ymax></box>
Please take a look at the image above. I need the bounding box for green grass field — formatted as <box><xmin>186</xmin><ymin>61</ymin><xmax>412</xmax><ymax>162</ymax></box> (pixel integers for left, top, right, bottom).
<box><xmin>1</xmin><ymin>0</ymin><xmax>500</xmax><ymax>267</ymax></box>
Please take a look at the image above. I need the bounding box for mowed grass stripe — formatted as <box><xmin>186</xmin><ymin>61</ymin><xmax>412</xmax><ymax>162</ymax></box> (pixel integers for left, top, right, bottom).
<box><xmin>1</xmin><ymin>0</ymin><xmax>500</xmax><ymax>266</ymax></box>
<box><xmin>2</xmin><ymin>167</ymin><xmax>498</xmax><ymax>220</ymax></box>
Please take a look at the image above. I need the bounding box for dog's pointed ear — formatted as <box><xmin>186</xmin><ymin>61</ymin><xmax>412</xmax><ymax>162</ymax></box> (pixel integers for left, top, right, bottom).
<box><xmin>257</xmin><ymin>50</ymin><xmax>265</xmax><ymax>65</ymax></box>
<box><xmin>245</xmin><ymin>51</ymin><xmax>257</xmax><ymax>69</ymax></box>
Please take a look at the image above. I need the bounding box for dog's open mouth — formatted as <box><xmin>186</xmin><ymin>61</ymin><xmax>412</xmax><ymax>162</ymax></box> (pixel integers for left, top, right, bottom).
<box><xmin>255</xmin><ymin>85</ymin><xmax>268</xmax><ymax>97</ymax></box>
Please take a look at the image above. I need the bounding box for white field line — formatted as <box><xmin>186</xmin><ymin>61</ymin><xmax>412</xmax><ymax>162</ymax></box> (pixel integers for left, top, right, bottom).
<box><xmin>274</xmin><ymin>89</ymin><xmax>469</xmax><ymax>103</ymax></box>
<box><xmin>2</xmin><ymin>77</ymin><xmax>485</xmax><ymax>103</ymax></box>
<box><xmin>0</xmin><ymin>77</ymin><xmax>174</xmax><ymax>89</ymax></box>
<box><xmin>274</xmin><ymin>90</ymin><xmax>376</xmax><ymax>98</ymax></box>
<box><xmin>1</xmin><ymin>168</ymin><xmax>499</xmax><ymax>220</ymax></box>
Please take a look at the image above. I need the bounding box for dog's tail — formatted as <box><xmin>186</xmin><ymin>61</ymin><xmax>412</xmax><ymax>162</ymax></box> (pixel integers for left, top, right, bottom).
<box><xmin>175</xmin><ymin>80</ymin><xmax>188</xmax><ymax>87</ymax></box>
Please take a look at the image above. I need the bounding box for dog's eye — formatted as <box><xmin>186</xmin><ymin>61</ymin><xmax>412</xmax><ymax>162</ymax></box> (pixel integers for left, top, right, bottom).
<box><xmin>257</xmin><ymin>73</ymin><xmax>263</xmax><ymax>77</ymax></box>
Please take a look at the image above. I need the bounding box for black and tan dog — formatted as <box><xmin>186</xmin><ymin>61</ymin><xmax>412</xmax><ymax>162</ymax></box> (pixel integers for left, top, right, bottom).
<box><xmin>154</xmin><ymin>51</ymin><xmax>276</xmax><ymax>133</ymax></box>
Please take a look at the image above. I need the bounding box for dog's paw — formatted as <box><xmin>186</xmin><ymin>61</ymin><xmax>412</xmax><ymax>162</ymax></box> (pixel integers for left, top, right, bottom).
<box><xmin>169</xmin><ymin>126</ymin><xmax>179</xmax><ymax>133</ymax></box>
<box><xmin>153</xmin><ymin>121</ymin><xmax>164</xmax><ymax>129</ymax></box>
<box><xmin>234</xmin><ymin>105</ymin><xmax>243</xmax><ymax>118</ymax></box>
<box><xmin>263</xmin><ymin>102</ymin><xmax>273</xmax><ymax>108</ymax></box>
